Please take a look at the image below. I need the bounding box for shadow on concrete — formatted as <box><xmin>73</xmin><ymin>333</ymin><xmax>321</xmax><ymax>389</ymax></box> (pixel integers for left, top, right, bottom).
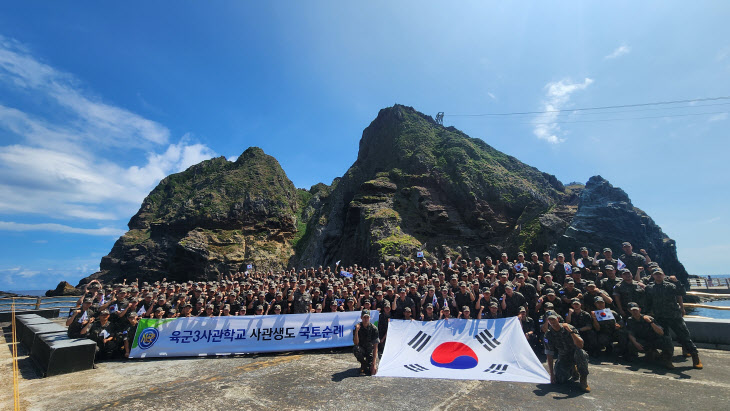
<box><xmin>532</xmin><ymin>383</ymin><xmax>585</xmax><ymax>399</ymax></box>
<box><xmin>331</xmin><ymin>367</ymin><xmax>363</xmax><ymax>382</ymax></box>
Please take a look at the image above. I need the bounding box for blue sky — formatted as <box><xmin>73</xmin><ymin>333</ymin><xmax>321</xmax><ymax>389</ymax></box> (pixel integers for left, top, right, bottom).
<box><xmin>1</xmin><ymin>1</ymin><xmax>729</xmax><ymax>290</ymax></box>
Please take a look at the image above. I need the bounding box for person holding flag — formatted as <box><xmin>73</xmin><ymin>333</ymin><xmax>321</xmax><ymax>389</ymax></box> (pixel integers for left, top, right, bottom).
<box><xmin>589</xmin><ymin>297</ymin><xmax>622</xmax><ymax>357</ymax></box>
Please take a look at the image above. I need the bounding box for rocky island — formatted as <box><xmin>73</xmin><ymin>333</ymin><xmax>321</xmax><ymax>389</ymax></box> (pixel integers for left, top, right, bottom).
<box><xmin>79</xmin><ymin>105</ymin><xmax>688</xmax><ymax>286</ymax></box>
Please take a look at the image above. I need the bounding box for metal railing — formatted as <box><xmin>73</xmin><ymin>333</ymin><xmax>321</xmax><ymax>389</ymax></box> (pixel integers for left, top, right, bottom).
<box><xmin>0</xmin><ymin>296</ymin><xmax>79</xmax><ymax>312</ymax></box>
<box><xmin>688</xmin><ymin>277</ymin><xmax>730</xmax><ymax>289</ymax></box>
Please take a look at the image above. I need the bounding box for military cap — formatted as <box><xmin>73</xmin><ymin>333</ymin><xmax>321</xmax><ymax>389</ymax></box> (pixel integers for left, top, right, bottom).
<box><xmin>546</xmin><ymin>310</ymin><xmax>559</xmax><ymax>319</ymax></box>
<box><xmin>459</xmin><ymin>281</ymin><xmax>467</xmax><ymax>287</ymax></box>
<box><xmin>375</xmin><ymin>290</ymin><xmax>383</xmax><ymax>296</ymax></box>
<box><xmin>566</xmin><ymin>279</ymin><xmax>575</xmax><ymax>284</ymax></box>
<box><xmin>83</xmin><ymin>298</ymin><xmax>92</xmax><ymax>303</ymax></box>
<box><xmin>571</xmin><ymin>298</ymin><xmax>581</xmax><ymax>305</ymax></box>
<box><xmin>652</xmin><ymin>269</ymin><xmax>665</xmax><ymax>275</ymax></box>
<box><xmin>501</xmin><ymin>253</ymin><xmax>508</xmax><ymax>257</ymax></box>
<box><xmin>518</xmin><ymin>306</ymin><xmax>526</xmax><ymax>313</ymax></box>
<box><xmin>628</xmin><ymin>302</ymin><xmax>641</xmax><ymax>310</ymax></box>
<box><xmin>594</xmin><ymin>296</ymin><xmax>605</xmax><ymax>303</ymax></box>
<box><xmin>531</xmin><ymin>252</ymin><xmax>538</xmax><ymax>256</ymax></box>
<box><xmin>547</xmin><ymin>290</ymin><xmax>556</xmax><ymax>296</ymax></box>
<box><xmin>489</xmin><ymin>302</ymin><xmax>498</xmax><ymax>308</ymax></box>
<box><xmin>100</xmin><ymin>309</ymin><xmax>110</xmax><ymax>315</ymax></box>
<box><xmin>586</xmin><ymin>281</ymin><xmax>596</xmax><ymax>287</ymax></box>
<box><xmin>155</xmin><ymin>307</ymin><xmax>163</xmax><ymax>312</ymax></box>
<box><xmin>443</xmin><ymin>306</ymin><xmax>451</xmax><ymax>311</ymax></box>
<box><xmin>361</xmin><ymin>309</ymin><xmax>371</xmax><ymax>317</ymax></box>
<box><xmin>398</xmin><ymin>287</ymin><xmax>407</xmax><ymax>293</ymax></box>
<box><xmin>462</xmin><ymin>306</ymin><xmax>470</xmax><ymax>311</ymax></box>
<box><xmin>404</xmin><ymin>307</ymin><xmax>412</xmax><ymax>312</ymax></box>
<box><xmin>168</xmin><ymin>309</ymin><xmax>177</xmax><ymax>314</ymax></box>
<box><xmin>603</xmin><ymin>248</ymin><xmax>612</xmax><ymax>253</ymax></box>
<box><xmin>580</xmin><ymin>246</ymin><xmax>588</xmax><ymax>251</ymax></box>
<box><xmin>183</xmin><ymin>303</ymin><xmax>192</xmax><ymax>308</ymax></box>
<box><xmin>206</xmin><ymin>304</ymin><xmax>214</xmax><ymax>309</ymax></box>
<box><xmin>256</xmin><ymin>305</ymin><xmax>264</xmax><ymax>310</ymax></box>
<box><xmin>557</xmin><ymin>253</ymin><xmax>565</xmax><ymax>257</ymax></box>
<box><xmin>128</xmin><ymin>311</ymin><xmax>138</xmax><ymax>318</ymax></box>
<box><xmin>620</xmin><ymin>268</ymin><xmax>632</xmax><ymax>275</ymax></box>
<box><xmin>622</xmin><ymin>242</ymin><xmax>632</xmax><ymax>247</ymax></box>
<box><xmin>383</xmin><ymin>301</ymin><xmax>391</xmax><ymax>307</ymax></box>
<box><xmin>425</xmin><ymin>303</ymin><xmax>433</xmax><ymax>308</ymax></box>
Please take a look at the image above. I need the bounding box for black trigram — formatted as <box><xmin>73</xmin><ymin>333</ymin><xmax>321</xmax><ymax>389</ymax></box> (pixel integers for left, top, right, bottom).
<box><xmin>404</xmin><ymin>363</ymin><xmax>429</xmax><ymax>372</ymax></box>
<box><xmin>485</xmin><ymin>363</ymin><xmax>508</xmax><ymax>374</ymax></box>
<box><xmin>474</xmin><ymin>329</ymin><xmax>501</xmax><ymax>351</ymax></box>
<box><xmin>407</xmin><ymin>331</ymin><xmax>432</xmax><ymax>352</ymax></box>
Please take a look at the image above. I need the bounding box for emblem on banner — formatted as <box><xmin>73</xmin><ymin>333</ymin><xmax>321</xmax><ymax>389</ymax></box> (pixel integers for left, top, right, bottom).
<box><xmin>138</xmin><ymin>327</ymin><xmax>160</xmax><ymax>350</ymax></box>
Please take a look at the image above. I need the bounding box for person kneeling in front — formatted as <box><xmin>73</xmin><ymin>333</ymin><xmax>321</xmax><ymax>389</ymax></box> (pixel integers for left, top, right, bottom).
<box><xmin>353</xmin><ymin>309</ymin><xmax>379</xmax><ymax>376</ymax></box>
<box><xmin>544</xmin><ymin>310</ymin><xmax>590</xmax><ymax>392</ymax></box>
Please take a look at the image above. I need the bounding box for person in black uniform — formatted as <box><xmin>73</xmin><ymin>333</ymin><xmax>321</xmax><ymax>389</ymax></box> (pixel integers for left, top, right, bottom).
<box><xmin>353</xmin><ymin>309</ymin><xmax>380</xmax><ymax>375</ymax></box>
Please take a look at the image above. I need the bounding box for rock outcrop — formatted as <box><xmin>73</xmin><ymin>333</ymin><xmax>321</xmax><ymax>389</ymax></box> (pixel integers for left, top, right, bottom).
<box><xmin>81</xmin><ymin>105</ymin><xmax>689</xmax><ymax>286</ymax></box>
<box><xmin>46</xmin><ymin>281</ymin><xmax>83</xmax><ymax>296</ymax></box>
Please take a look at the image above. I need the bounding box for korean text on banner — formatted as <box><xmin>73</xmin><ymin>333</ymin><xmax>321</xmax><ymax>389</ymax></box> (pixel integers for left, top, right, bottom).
<box><xmin>130</xmin><ymin>311</ymin><xmax>378</xmax><ymax>358</ymax></box>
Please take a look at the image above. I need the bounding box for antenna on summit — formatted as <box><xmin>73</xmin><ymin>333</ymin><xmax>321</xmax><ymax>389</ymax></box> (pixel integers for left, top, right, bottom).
<box><xmin>435</xmin><ymin>112</ymin><xmax>444</xmax><ymax>125</ymax></box>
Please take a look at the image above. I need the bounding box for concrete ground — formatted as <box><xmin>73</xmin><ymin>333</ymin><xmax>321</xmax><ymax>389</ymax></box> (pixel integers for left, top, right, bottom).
<box><xmin>2</xmin><ymin>321</ymin><xmax>730</xmax><ymax>411</ymax></box>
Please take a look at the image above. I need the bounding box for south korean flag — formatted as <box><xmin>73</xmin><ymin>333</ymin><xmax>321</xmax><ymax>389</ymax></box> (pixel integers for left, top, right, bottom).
<box><xmin>377</xmin><ymin>318</ymin><xmax>549</xmax><ymax>383</ymax></box>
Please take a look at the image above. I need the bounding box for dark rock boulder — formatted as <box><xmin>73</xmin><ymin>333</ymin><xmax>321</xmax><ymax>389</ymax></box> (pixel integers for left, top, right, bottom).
<box><xmin>46</xmin><ymin>281</ymin><xmax>83</xmax><ymax>297</ymax></box>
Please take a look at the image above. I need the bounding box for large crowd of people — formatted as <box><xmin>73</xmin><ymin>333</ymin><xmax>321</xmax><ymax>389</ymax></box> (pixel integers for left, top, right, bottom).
<box><xmin>66</xmin><ymin>241</ymin><xmax>703</xmax><ymax>392</ymax></box>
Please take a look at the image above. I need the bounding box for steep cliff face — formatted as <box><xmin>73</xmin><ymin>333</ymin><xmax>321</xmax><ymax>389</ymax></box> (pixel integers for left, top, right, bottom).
<box><xmin>86</xmin><ymin>147</ymin><xmax>300</xmax><ymax>284</ymax></box>
<box><xmin>294</xmin><ymin>105</ymin><xmax>567</xmax><ymax>266</ymax></box>
<box><xmin>559</xmin><ymin>176</ymin><xmax>688</xmax><ymax>279</ymax></box>
<box><xmin>82</xmin><ymin>105</ymin><xmax>689</xmax><ymax>285</ymax></box>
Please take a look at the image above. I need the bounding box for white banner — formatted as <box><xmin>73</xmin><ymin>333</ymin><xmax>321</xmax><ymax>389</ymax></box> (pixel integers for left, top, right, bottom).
<box><xmin>130</xmin><ymin>311</ymin><xmax>378</xmax><ymax>358</ymax></box>
<box><xmin>376</xmin><ymin>318</ymin><xmax>549</xmax><ymax>383</ymax></box>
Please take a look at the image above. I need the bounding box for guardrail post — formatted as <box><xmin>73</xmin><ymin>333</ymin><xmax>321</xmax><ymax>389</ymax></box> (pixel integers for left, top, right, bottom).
<box><xmin>35</xmin><ymin>297</ymin><xmax>41</xmax><ymax>310</ymax></box>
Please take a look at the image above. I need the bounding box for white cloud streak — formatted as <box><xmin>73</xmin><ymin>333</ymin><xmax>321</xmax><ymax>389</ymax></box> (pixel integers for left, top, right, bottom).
<box><xmin>532</xmin><ymin>78</ymin><xmax>594</xmax><ymax>144</ymax></box>
<box><xmin>0</xmin><ymin>35</ymin><xmax>217</xmax><ymax>222</ymax></box>
<box><xmin>708</xmin><ymin>112</ymin><xmax>728</xmax><ymax>122</ymax></box>
<box><xmin>0</xmin><ymin>221</ymin><xmax>125</xmax><ymax>236</ymax></box>
<box><xmin>604</xmin><ymin>45</ymin><xmax>631</xmax><ymax>60</ymax></box>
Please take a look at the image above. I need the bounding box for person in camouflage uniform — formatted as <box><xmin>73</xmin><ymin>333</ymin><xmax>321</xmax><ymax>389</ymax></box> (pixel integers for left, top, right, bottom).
<box><xmin>613</xmin><ymin>268</ymin><xmax>645</xmax><ymax>320</ymax></box>
<box><xmin>290</xmin><ymin>281</ymin><xmax>312</xmax><ymax>314</ymax></box>
<box><xmin>353</xmin><ymin>309</ymin><xmax>380</xmax><ymax>375</ymax></box>
<box><xmin>589</xmin><ymin>297</ymin><xmax>621</xmax><ymax>356</ymax></box>
<box><xmin>623</xmin><ymin>302</ymin><xmax>674</xmax><ymax>368</ymax></box>
<box><xmin>619</xmin><ymin>242</ymin><xmax>650</xmax><ymax>276</ymax></box>
<box><xmin>544</xmin><ymin>310</ymin><xmax>590</xmax><ymax>392</ymax></box>
<box><xmin>645</xmin><ymin>269</ymin><xmax>702</xmax><ymax>369</ymax></box>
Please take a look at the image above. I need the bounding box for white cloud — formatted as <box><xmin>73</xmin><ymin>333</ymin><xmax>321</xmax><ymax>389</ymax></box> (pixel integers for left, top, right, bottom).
<box><xmin>0</xmin><ymin>221</ymin><xmax>125</xmax><ymax>236</ymax></box>
<box><xmin>532</xmin><ymin>78</ymin><xmax>593</xmax><ymax>144</ymax></box>
<box><xmin>0</xmin><ymin>36</ymin><xmax>169</xmax><ymax>147</ymax></box>
<box><xmin>708</xmin><ymin>113</ymin><xmax>728</xmax><ymax>122</ymax></box>
<box><xmin>604</xmin><ymin>45</ymin><xmax>631</xmax><ymax>60</ymax></box>
<box><xmin>0</xmin><ymin>36</ymin><xmax>217</xmax><ymax>222</ymax></box>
